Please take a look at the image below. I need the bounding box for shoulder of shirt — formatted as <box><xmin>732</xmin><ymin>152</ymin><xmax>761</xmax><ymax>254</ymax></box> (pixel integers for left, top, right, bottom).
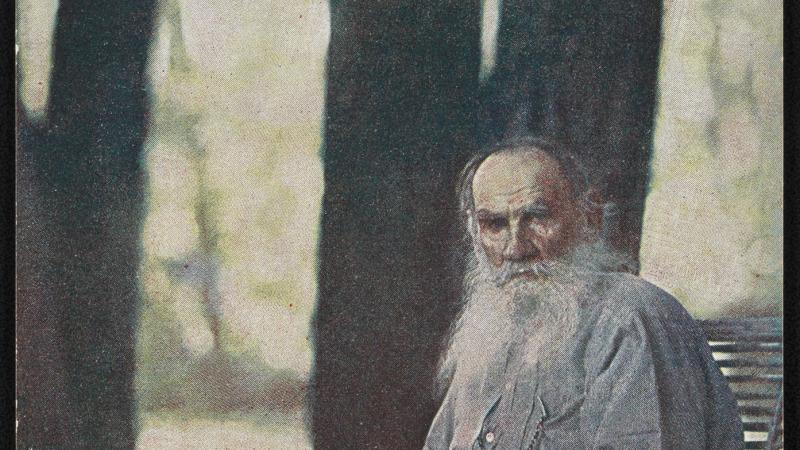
<box><xmin>589</xmin><ymin>272</ymin><xmax>699</xmax><ymax>331</ymax></box>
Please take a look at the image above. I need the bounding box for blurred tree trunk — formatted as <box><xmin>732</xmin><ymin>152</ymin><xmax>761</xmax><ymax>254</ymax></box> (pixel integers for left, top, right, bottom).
<box><xmin>189</xmin><ymin>134</ymin><xmax>224</xmax><ymax>353</ymax></box>
<box><xmin>164</xmin><ymin>0</ymin><xmax>224</xmax><ymax>353</ymax></box>
<box><xmin>479</xmin><ymin>0</ymin><xmax>662</xmax><ymax>266</ymax></box>
<box><xmin>16</xmin><ymin>1</ymin><xmax>157</xmax><ymax>448</ymax></box>
<box><xmin>311</xmin><ymin>1</ymin><xmax>482</xmax><ymax>448</ymax></box>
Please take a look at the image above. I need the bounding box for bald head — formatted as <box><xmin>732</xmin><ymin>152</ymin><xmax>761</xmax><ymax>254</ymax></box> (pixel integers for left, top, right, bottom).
<box><xmin>472</xmin><ymin>147</ymin><xmax>576</xmax><ymax>214</ymax></box>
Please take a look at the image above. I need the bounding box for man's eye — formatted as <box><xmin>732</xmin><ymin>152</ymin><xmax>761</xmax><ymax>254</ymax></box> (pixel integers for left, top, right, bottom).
<box><xmin>523</xmin><ymin>210</ymin><xmax>549</xmax><ymax>221</ymax></box>
<box><xmin>481</xmin><ymin>218</ymin><xmax>508</xmax><ymax>232</ymax></box>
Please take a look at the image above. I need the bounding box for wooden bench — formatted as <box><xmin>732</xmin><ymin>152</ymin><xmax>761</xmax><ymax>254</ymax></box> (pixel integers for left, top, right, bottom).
<box><xmin>698</xmin><ymin>317</ymin><xmax>783</xmax><ymax>449</ymax></box>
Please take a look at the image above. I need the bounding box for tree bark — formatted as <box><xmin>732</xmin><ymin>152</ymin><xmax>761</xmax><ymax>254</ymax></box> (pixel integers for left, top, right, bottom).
<box><xmin>313</xmin><ymin>1</ymin><xmax>660</xmax><ymax>447</ymax></box>
<box><xmin>16</xmin><ymin>1</ymin><xmax>157</xmax><ymax>447</ymax></box>
<box><xmin>311</xmin><ymin>1</ymin><xmax>482</xmax><ymax>448</ymax></box>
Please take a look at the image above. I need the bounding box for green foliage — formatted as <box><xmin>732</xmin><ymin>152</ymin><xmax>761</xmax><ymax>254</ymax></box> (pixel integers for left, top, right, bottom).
<box><xmin>641</xmin><ymin>0</ymin><xmax>782</xmax><ymax>318</ymax></box>
<box><xmin>135</xmin><ymin>1</ymin><xmax>327</xmax><ymax>430</ymax></box>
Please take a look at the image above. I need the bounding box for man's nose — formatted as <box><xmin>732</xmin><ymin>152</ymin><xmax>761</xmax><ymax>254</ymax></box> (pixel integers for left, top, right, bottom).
<box><xmin>502</xmin><ymin>227</ymin><xmax>538</xmax><ymax>262</ymax></box>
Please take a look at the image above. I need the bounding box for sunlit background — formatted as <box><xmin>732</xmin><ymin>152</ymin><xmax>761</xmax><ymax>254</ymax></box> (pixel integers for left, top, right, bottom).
<box><xmin>17</xmin><ymin>0</ymin><xmax>782</xmax><ymax>447</ymax></box>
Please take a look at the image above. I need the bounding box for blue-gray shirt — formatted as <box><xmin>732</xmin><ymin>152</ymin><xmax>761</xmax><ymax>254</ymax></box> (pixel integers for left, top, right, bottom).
<box><xmin>424</xmin><ymin>273</ymin><xmax>743</xmax><ymax>449</ymax></box>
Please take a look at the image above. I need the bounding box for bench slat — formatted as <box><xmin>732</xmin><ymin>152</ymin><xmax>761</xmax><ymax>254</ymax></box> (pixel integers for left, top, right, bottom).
<box><xmin>726</xmin><ymin>375</ymin><xmax>782</xmax><ymax>384</ymax></box>
<box><xmin>735</xmin><ymin>392</ymin><xmax>780</xmax><ymax>401</ymax></box>
<box><xmin>705</xmin><ymin>334</ymin><xmax>782</xmax><ymax>343</ymax></box>
<box><xmin>743</xmin><ymin>422</ymin><xmax>771</xmax><ymax>432</ymax></box>
<box><xmin>739</xmin><ymin>405</ymin><xmax>778</xmax><ymax>416</ymax></box>
<box><xmin>715</xmin><ymin>359</ymin><xmax>783</xmax><ymax>369</ymax></box>
<box><xmin>710</xmin><ymin>343</ymin><xmax>783</xmax><ymax>353</ymax></box>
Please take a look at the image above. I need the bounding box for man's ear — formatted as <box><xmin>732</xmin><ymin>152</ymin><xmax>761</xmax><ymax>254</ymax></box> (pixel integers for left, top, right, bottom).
<box><xmin>466</xmin><ymin>212</ymin><xmax>478</xmax><ymax>235</ymax></box>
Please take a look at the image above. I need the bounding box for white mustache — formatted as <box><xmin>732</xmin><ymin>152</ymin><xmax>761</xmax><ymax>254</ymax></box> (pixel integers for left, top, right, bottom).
<box><xmin>493</xmin><ymin>260</ymin><xmax>557</xmax><ymax>286</ymax></box>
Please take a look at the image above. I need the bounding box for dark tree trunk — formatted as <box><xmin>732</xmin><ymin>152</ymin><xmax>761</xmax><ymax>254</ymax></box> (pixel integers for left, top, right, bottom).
<box><xmin>16</xmin><ymin>110</ymin><xmax>72</xmax><ymax>448</ymax></box>
<box><xmin>311</xmin><ymin>1</ymin><xmax>482</xmax><ymax>448</ymax></box>
<box><xmin>480</xmin><ymin>0</ymin><xmax>662</xmax><ymax>264</ymax></box>
<box><xmin>310</xmin><ymin>0</ymin><xmax>660</xmax><ymax>447</ymax></box>
<box><xmin>16</xmin><ymin>1</ymin><xmax>157</xmax><ymax>448</ymax></box>
<box><xmin>2</xmin><ymin>9</ymin><xmax>16</xmax><ymax>448</ymax></box>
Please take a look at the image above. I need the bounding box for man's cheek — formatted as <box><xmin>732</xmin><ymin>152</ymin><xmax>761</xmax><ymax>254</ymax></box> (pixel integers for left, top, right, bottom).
<box><xmin>480</xmin><ymin>237</ymin><xmax>503</xmax><ymax>265</ymax></box>
<box><xmin>531</xmin><ymin>222</ymin><xmax>559</xmax><ymax>240</ymax></box>
<box><xmin>531</xmin><ymin>224</ymin><xmax>568</xmax><ymax>258</ymax></box>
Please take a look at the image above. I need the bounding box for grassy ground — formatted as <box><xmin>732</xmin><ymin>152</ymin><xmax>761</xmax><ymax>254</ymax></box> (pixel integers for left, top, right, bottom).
<box><xmin>136</xmin><ymin>411</ymin><xmax>310</xmax><ymax>449</ymax></box>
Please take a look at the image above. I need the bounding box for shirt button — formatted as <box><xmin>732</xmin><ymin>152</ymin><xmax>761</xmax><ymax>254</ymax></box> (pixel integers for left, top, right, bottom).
<box><xmin>485</xmin><ymin>432</ymin><xmax>495</xmax><ymax>443</ymax></box>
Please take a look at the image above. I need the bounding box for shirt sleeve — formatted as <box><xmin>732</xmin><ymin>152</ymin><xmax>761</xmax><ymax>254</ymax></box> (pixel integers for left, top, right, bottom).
<box><xmin>579</xmin><ymin>298</ymin><xmax>733</xmax><ymax>449</ymax></box>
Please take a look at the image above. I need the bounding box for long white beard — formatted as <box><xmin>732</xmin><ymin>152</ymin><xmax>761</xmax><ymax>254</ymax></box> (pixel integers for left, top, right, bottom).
<box><xmin>436</xmin><ymin>237</ymin><xmax>633</xmax><ymax>396</ymax></box>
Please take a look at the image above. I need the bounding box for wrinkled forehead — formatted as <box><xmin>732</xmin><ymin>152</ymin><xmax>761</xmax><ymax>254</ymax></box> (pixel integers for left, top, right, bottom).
<box><xmin>472</xmin><ymin>147</ymin><xmax>569</xmax><ymax>210</ymax></box>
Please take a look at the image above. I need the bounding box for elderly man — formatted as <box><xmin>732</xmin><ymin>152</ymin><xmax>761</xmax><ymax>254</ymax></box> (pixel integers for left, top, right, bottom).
<box><xmin>424</xmin><ymin>137</ymin><xmax>743</xmax><ymax>449</ymax></box>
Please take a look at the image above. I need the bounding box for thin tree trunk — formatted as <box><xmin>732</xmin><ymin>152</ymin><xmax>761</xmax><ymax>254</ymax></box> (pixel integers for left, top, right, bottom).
<box><xmin>16</xmin><ymin>1</ymin><xmax>157</xmax><ymax>447</ymax></box>
<box><xmin>17</xmin><ymin>103</ymin><xmax>73</xmax><ymax>449</ymax></box>
<box><xmin>312</xmin><ymin>2</ymin><xmax>482</xmax><ymax>449</ymax></box>
<box><xmin>162</xmin><ymin>0</ymin><xmax>223</xmax><ymax>352</ymax></box>
<box><xmin>190</xmin><ymin>137</ymin><xmax>224</xmax><ymax>353</ymax></box>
